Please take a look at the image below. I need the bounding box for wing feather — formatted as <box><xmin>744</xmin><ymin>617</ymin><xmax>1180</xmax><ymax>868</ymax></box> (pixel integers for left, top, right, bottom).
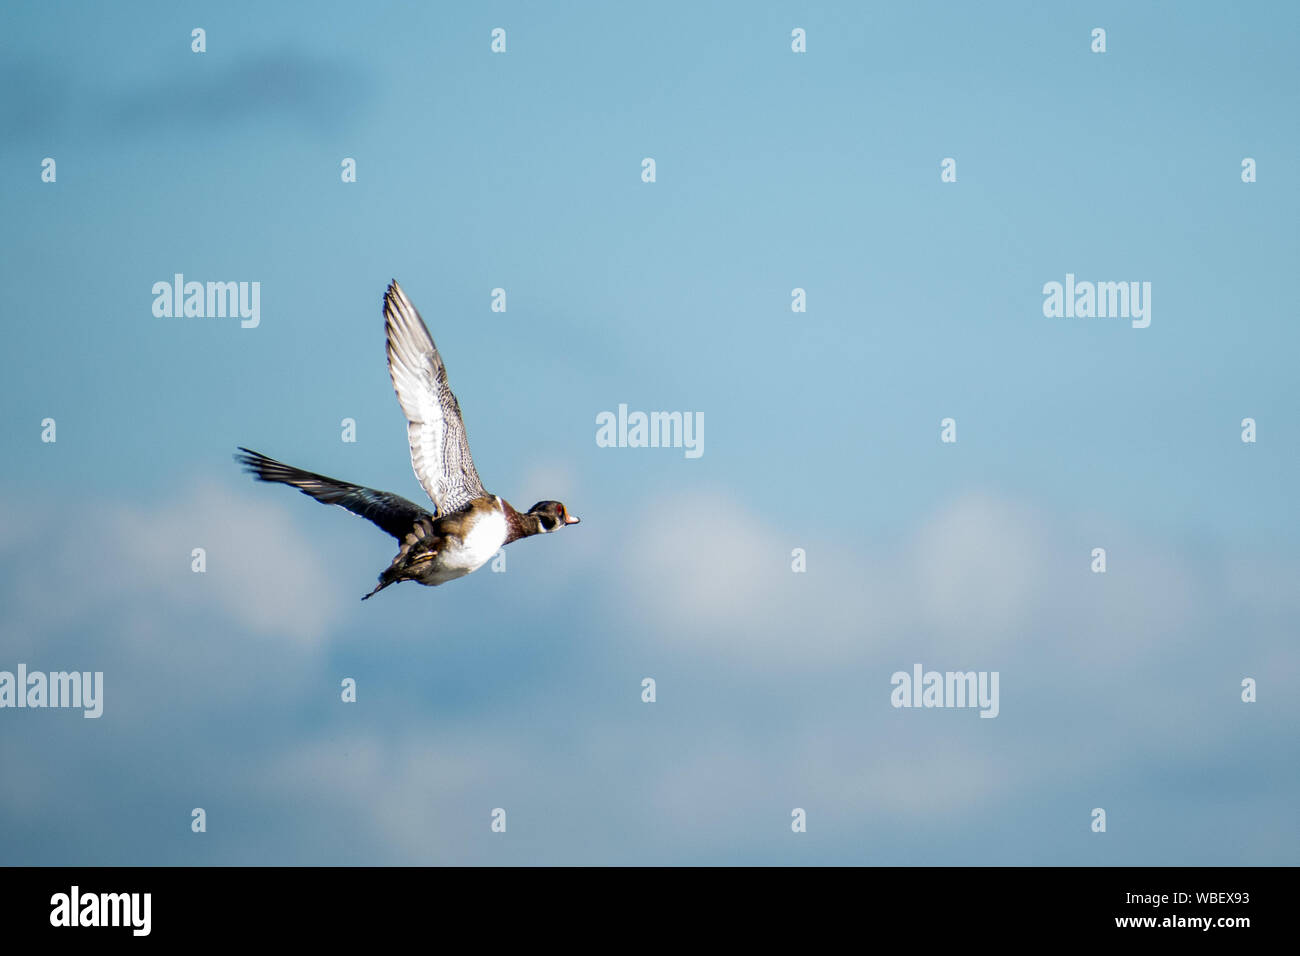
<box><xmin>234</xmin><ymin>447</ymin><xmax>430</xmax><ymax>539</ymax></box>
<box><xmin>383</xmin><ymin>280</ymin><xmax>486</xmax><ymax>515</ymax></box>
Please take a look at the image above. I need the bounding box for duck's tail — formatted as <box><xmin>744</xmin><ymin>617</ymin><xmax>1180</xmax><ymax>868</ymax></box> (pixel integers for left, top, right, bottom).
<box><xmin>361</xmin><ymin>575</ymin><xmax>397</xmax><ymax>601</ymax></box>
<box><xmin>361</xmin><ymin>521</ymin><xmax>442</xmax><ymax>600</ymax></box>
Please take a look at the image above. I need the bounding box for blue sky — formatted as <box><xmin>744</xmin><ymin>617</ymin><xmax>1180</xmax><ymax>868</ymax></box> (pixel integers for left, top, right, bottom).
<box><xmin>1</xmin><ymin>0</ymin><xmax>1297</xmax><ymax>864</ymax></box>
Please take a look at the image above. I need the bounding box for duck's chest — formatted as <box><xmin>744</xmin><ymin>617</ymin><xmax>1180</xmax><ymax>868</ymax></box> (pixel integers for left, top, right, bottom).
<box><xmin>439</xmin><ymin>506</ymin><xmax>508</xmax><ymax>572</ymax></box>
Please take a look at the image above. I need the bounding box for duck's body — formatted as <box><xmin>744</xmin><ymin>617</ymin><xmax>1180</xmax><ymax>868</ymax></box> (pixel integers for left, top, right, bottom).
<box><xmin>235</xmin><ymin>280</ymin><xmax>579</xmax><ymax>599</ymax></box>
<box><xmin>414</xmin><ymin>496</ymin><xmax>510</xmax><ymax>586</ymax></box>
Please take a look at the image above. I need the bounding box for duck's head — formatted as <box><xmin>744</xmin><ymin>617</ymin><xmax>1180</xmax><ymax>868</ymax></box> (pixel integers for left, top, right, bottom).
<box><xmin>527</xmin><ymin>501</ymin><xmax>581</xmax><ymax>533</ymax></box>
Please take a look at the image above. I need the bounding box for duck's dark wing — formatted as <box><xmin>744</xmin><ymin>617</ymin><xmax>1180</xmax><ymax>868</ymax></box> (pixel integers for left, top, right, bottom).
<box><xmin>234</xmin><ymin>447</ymin><xmax>430</xmax><ymax>539</ymax></box>
<box><xmin>383</xmin><ymin>280</ymin><xmax>487</xmax><ymax>516</ymax></box>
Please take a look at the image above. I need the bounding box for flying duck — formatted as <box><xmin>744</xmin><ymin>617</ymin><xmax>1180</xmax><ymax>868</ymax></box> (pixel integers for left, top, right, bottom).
<box><xmin>236</xmin><ymin>280</ymin><xmax>579</xmax><ymax>600</ymax></box>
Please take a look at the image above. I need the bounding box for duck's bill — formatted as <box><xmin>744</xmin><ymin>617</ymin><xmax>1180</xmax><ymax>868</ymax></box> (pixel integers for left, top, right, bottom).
<box><xmin>565</xmin><ymin>514</ymin><xmax>581</xmax><ymax>524</ymax></box>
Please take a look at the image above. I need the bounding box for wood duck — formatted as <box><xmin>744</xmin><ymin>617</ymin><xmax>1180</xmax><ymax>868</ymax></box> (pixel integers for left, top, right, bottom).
<box><xmin>236</xmin><ymin>280</ymin><xmax>579</xmax><ymax>599</ymax></box>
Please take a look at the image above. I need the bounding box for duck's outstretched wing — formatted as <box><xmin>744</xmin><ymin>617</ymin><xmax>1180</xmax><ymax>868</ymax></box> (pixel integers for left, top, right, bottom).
<box><xmin>383</xmin><ymin>280</ymin><xmax>487</xmax><ymax>516</ymax></box>
<box><xmin>234</xmin><ymin>447</ymin><xmax>430</xmax><ymax>540</ymax></box>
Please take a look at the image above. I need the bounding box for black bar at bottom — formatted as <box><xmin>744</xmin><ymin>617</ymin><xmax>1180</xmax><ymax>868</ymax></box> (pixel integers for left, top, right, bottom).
<box><xmin>0</xmin><ymin>866</ymin><xmax>1282</xmax><ymax>941</ymax></box>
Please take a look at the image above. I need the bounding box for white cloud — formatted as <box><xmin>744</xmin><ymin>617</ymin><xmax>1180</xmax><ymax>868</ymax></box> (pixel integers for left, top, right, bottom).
<box><xmin>610</xmin><ymin>487</ymin><xmax>1300</xmax><ymax>836</ymax></box>
<box><xmin>2</xmin><ymin>481</ymin><xmax>343</xmax><ymax>648</ymax></box>
<box><xmin>908</xmin><ymin>493</ymin><xmax>1048</xmax><ymax>646</ymax></box>
<box><xmin>1</xmin><ymin>481</ymin><xmax>1295</xmax><ymax>864</ymax></box>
